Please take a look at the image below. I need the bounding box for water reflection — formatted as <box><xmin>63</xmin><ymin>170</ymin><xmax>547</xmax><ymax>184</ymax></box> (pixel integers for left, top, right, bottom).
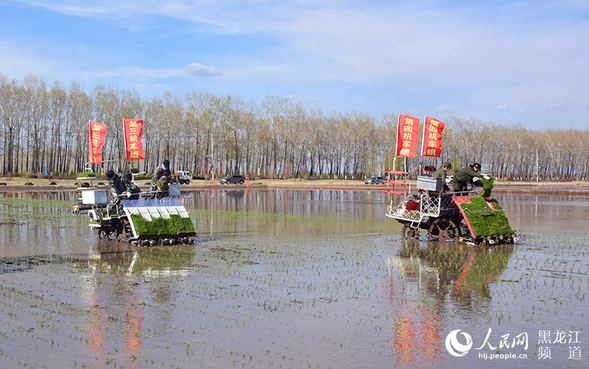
<box><xmin>185</xmin><ymin>189</ymin><xmax>392</xmax><ymax>239</ymax></box>
<box><xmin>76</xmin><ymin>243</ymin><xmax>196</xmax><ymax>369</ymax></box>
<box><xmin>495</xmin><ymin>194</ymin><xmax>589</xmax><ymax>233</ymax></box>
<box><xmin>0</xmin><ymin>191</ymin><xmax>91</xmax><ymax>257</ymax></box>
<box><xmin>0</xmin><ymin>189</ymin><xmax>588</xmax><ymax>369</ymax></box>
<box><xmin>387</xmin><ymin>242</ymin><xmax>514</xmax><ymax>367</ymax></box>
<box><xmin>2</xmin><ymin>190</ymin><xmax>588</xmax><ymax>258</ymax></box>
<box><xmin>82</xmin><ymin>263</ymin><xmax>145</xmax><ymax>369</ymax></box>
<box><xmin>123</xmin><ymin>288</ymin><xmax>143</xmax><ymax>369</ymax></box>
<box><xmin>400</xmin><ymin>241</ymin><xmax>513</xmax><ymax>300</ymax></box>
<box><xmin>90</xmin><ymin>242</ymin><xmax>195</xmax><ymax>276</ymax></box>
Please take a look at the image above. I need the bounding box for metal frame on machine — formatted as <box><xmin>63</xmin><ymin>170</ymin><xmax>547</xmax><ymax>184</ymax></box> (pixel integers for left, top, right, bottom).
<box><xmin>386</xmin><ymin>190</ymin><xmax>473</xmax><ymax>230</ymax></box>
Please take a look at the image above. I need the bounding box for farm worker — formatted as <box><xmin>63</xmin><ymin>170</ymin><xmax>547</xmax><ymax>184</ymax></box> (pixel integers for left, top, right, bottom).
<box><xmin>451</xmin><ymin>162</ymin><xmax>483</xmax><ymax>192</ymax></box>
<box><xmin>433</xmin><ymin>162</ymin><xmax>452</xmax><ymax>178</ymax></box>
<box><xmin>433</xmin><ymin>162</ymin><xmax>452</xmax><ymax>191</ymax></box>
<box><xmin>155</xmin><ymin>175</ymin><xmax>171</xmax><ymax>198</ymax></box>
<box><xmin>122</xmin><ymin>171</ymin><xmax>141</xmax><ymax>199</ymax></box>
<box><xmin>151</xmin><ymin>159</ymin><xmax>172</xmax><ymax>192</ymax></box>
<box><xmin>106</xmin><ymin>170</ymin><xmax>126</xmax><ymax>195</ymax></box>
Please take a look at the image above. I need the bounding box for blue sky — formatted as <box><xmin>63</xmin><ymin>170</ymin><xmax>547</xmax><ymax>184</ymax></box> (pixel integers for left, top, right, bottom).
<box><xmin>1</xmin><ymin>0</ymin><xmax>588</xmax><ymax>129</ymax></box>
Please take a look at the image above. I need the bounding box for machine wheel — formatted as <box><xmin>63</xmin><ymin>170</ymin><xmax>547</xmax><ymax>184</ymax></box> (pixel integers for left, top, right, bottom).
<box><xmin>118</xmin><ymin>218</ymin><xmax>132</xmax><ymax>242</ymax></box>
<box><xmin>98</xmin><ymin>229</ymin><xmax>107</xmax><ymax>240</ymax></box>
<box><xmin>98</xmin><ymin>226</ymin><xmax>117</xmax><ymax>240</ymax></box>
<box><xmin>427</xmin><ymin>218</ymin><xmax>459</xmax><ymax>242</ymax></box>
<box><xmin>401</xmin><ymin>225</ymin><xmax>419</xmax><ymax>240</ymax></box>
<box><xmin>100</xmin><ymin>230</ymin><xmax>117</xmax><ymax>240</ymax></box>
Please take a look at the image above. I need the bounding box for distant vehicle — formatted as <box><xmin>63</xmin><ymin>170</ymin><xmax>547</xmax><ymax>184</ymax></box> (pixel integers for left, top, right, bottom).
<box><xmin>220</xmin><ymin>174</ymin><xmax>245</xmax><ymax>185</ymax></box>
<box><xmin>364</xmin><ymin>176</ymin><xmax>385</xmax><ymax>185</ymax></box>
<box><xmin>176</xmin><ymin>170</ymin><xmax>192</xmax><ymax>185</ymax></box>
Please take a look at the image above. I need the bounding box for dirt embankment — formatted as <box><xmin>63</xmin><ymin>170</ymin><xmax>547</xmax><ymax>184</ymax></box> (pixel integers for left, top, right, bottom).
<box><xmin>1</xmin><ymin>177</ymin><xmax>588</xmax><ymax>195</ymax></box>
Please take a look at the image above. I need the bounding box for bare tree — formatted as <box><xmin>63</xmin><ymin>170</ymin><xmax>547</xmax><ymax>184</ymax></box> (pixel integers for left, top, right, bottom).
<box><xmin>0</xmin><ymin>75</ymin><xmax>587</xmax><ymax>181</ymax></box>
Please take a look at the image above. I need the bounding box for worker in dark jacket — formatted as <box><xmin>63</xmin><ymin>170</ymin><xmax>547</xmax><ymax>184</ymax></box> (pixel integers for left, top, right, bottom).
<box><xmin>433</xmin><ymin>162</ymin><xmax>452</xmax><ymax>191</ymax></box>
<box><xmin>451</xmin><ymin>162</ymin><xmax>483</xmax><ymax>192</ymax></box>
<box><xmin>122</xmin><ymin>171</ymin><xmax>141</xmax><ymax>199</ymax></box>
<box><xmin>151</xmin><ymin>159</ymin><xmax>172</xmax><ymax>184</ymax></box>
<box><xmin>151</xmin><ymin>159</ymin><xmax>172</xmax><ymax>196</ymax></box>
<box><xmin>107</xmin><ymin>170</ymin><xmax>126</xmax><ymax>195</ymax></box>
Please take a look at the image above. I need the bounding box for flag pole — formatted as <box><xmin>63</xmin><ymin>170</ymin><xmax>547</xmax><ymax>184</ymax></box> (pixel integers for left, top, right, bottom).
<box><xmin>88</xmin><ymin>120</ymin><xmax>92</xmax><ymax>171</ymax></box>
<box><xmin>123</xmin><ymin>117</ymin><xmax>128</xmax><ymax>172</ymax></box>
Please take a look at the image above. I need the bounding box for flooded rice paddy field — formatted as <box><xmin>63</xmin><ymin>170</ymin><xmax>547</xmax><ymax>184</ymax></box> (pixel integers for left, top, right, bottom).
<box><xmin>0</xmin><ymin>190</ymin><xmax>587</xmax><ymax>369</ymax></box>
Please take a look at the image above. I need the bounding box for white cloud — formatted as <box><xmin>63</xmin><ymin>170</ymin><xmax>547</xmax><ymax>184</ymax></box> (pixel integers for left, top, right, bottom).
<box><xmin>9</xmin><ymin>1</ymin><xmax>589</xmax><ymax>85</ymax></box>
<box><xmin>183</xmin><ymin>62</ymin><xmax>221</xmax><ymax>77</ymax></box>
<box><xmin>4</xmin><ymin>0</ymin><xmax>589</xmax><ymax>127</ymax></box>
<box><xmin>80</xmin><ymin>62</ymin><xmax>220</xmax><ymax>80</ymax></box>
<box><xmin>5</xmin><ymin>0</ymin><xmax>148</xmax><ymax>28</ymax></box>
<box><xmin>435</xmin><ymin>105</ymin><xmax>452</xmax><ymax>113</ymax></box>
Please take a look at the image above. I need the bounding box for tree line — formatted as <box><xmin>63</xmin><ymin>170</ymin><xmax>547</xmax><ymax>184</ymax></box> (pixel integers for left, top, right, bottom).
<box><xmin>1</xmin><ymin>74</ymin><xmax>587</xmax><ymax>180</ymax></box>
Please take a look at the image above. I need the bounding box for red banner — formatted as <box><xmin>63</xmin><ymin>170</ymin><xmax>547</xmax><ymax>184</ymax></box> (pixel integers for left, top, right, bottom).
<box><xmin>88</xmin><ymin>120</ymin><xmax>108</xmax><ymax>164</ymax></box>
<box><xmin>421</xmin><ymin>116</ymin><xmax>445</xmax><ymax>157</ymax></box>
<box><xmin>395</xmin><ymin>114</ymin><xmax>420</xmax><ymax>158</ymax></box>
<box><xmin>123</xmin><ymin>118</ymin><xmax>145</xmax><ymax>160</ymax></box>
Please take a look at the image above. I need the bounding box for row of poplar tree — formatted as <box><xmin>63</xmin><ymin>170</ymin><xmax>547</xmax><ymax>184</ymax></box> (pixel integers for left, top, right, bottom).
<box><xmin>1</xmin><ymin>75</ymin><xmax>588</xmax><ymax>180</ymax></box>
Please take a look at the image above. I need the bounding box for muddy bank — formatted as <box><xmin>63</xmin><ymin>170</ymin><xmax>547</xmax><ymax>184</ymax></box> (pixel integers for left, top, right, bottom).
<box><xmin>1</xmin><ymin>178</ymin><xmax>588</xmax><ymax>195</ymax></box>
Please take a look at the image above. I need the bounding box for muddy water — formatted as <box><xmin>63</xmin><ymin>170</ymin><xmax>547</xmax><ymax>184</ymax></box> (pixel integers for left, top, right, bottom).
<box><xmin>0</xmin><ymin>190</ymin><xmax>587</xmax><ymax>369</ymax></box>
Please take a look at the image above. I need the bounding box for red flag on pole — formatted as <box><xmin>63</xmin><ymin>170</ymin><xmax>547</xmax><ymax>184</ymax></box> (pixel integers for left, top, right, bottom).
<box><xmin>123</xmin><ymin>118</ymin><xmax>145</xmax><ymax>160</ymax></box>
<box><xmin>421</xmin><ymin>116</ymin><xmax>445</xmax><ymax>157</ymax></box>
<box><xmin>88</xmin><ymin>120</ymin><xmax>108</xmax><ymax>164</ymax></box>
<box><xmin>395</xmin><ymin>114</ymin><xmax>420</xmax><ymax>158</ymax></box>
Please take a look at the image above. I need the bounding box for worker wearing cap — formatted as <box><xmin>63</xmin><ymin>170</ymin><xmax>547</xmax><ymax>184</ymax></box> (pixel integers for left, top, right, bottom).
<box><xmin>451</xmin><ymin>162</ymin><xmax>483</xmax><ymax>192</ymax></box>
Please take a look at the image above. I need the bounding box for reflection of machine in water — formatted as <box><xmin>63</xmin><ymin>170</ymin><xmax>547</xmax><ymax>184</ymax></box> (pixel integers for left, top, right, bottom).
<box><xmin>88</xmin><ymin>242</ymin><xmax>196</xmax><ymax>276</ymax></box>
<box><xmin>386</xmin><ymin>241</ymin><xmax>513</xmax><ymax>367</ymax></box>
<box><xmin>78</xmin><ymin>242</ymin><xmax>195</xmax><ymax>369</ymax></box>
<box><xmin>390</xmin><ymin>240</ymin><xmax>514</xmax><ymax>299</ymax></box>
